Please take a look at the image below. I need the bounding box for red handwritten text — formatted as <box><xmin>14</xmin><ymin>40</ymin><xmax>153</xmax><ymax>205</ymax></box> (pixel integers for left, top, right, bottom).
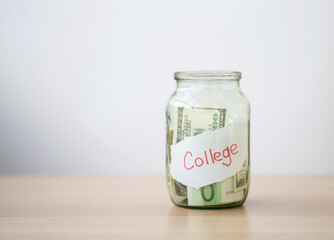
<box><xmin>184</xmin><ymin>144</ymin><xmax>238</xmax><ymax>170</ymax></box>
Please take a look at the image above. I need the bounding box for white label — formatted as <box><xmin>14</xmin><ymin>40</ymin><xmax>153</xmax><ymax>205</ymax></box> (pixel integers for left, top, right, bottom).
<box><xmin>170</xmin><ymin>117</ymin><xmax>248</xmax><ymax>189</ymax></box>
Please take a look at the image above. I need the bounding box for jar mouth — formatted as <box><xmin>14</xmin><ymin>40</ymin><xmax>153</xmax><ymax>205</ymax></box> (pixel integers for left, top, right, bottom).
<box><xmin>174</xmin><ymin>71</ymin><xmax>241</xmax><ymax>81</ymax></box>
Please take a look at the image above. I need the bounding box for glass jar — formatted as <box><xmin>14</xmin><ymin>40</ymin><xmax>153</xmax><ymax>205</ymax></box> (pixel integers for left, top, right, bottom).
<box><xmin>166</xmin><ymin>71</ymin><xmax>250</xmax><ymax>208</ymax></box>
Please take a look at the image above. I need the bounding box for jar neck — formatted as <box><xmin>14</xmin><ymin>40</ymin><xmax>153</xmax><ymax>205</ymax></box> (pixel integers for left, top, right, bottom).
<box><xmin>176</xmin><ymin>79</ymin><xmax>240</xmax><ymax>89</ymax></box>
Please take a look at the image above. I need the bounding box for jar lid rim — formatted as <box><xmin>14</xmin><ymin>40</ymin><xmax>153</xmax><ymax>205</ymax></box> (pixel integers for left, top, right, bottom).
<box><xmin>174</xmin><ymin>71</ymin><xmax>241</xmax><ymax>80</ymax></box>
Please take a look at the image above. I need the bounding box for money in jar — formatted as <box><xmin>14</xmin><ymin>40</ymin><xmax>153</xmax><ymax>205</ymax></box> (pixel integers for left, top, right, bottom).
<box><xmin>166</xmin><ymin>71</ymin><xmax>250</xmax><ymax>208</ymax></box>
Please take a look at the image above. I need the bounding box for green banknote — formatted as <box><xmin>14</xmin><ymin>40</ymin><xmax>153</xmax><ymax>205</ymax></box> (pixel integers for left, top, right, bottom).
<box><xmin>178</xmin><ymin>107</ymin><xmax>227</xmax><ymax>206</ymax></box>
<box><xmin>169</xmin><ymin>106</ymin><xmax>246</xmax><ymax>206</ymax></box>
<box><xmin>221</xmin><ymin>174</ymin><xmax>244</xmax><ymax>204</ymax></box>
<box><xmin>168</xmin><ymin>107</ymin><xmax>188</xmax><ymax>204</ymax></box>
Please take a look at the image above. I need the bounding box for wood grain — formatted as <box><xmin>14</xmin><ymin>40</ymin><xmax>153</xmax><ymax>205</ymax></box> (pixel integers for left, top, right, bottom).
<box><xmin>0</xmin><ymin>176</ymin><xmax>333</xmax><ymax>239</ymax></box>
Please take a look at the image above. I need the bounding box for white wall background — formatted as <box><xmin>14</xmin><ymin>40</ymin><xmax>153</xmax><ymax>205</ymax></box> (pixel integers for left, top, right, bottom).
<box><xmin>0</xmin><ymin>0</ymin><xmax>333</xmax><ymax>175</ymax></box>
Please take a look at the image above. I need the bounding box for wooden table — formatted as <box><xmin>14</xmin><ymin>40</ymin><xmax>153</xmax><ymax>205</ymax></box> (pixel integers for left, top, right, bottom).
<box><xmin>0</xmin><ymin>176</ymin><xmax>333</xmax><ymax>239</ymax></box>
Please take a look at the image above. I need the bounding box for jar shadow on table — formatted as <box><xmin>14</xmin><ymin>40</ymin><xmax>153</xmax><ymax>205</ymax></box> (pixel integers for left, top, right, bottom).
<box><xmin>166</xmin><ymin>205</ymin><xmax>250</xmax><ymax>238</ymax></box>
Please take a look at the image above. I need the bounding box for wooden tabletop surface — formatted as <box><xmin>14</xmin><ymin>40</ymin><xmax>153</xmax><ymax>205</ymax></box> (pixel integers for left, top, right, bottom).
<box><xmin>0</xmin><ymin>175</ymin><xmax>333</xmax><ymax>240</ymax></box>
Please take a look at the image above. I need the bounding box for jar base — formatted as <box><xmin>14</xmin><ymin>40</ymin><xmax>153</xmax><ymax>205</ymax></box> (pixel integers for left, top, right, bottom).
<box><xmin>170</xmin><ymin>189</ymin><xmax>249</xmax><ymax>209</ymax></box>
<box><xmin>172</xmin><ymin>198</ymin><xmax>246</xmax><ymax>209</ymax></box>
